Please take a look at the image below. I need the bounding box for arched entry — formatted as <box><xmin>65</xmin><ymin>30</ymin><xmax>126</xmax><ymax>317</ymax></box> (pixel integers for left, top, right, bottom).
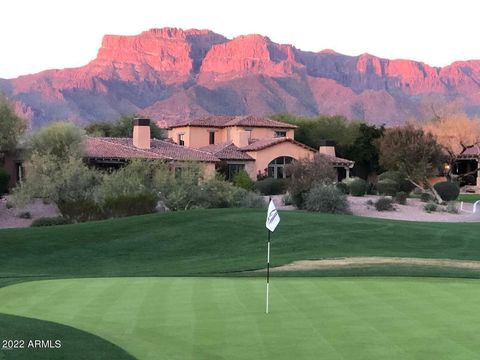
<box><xmin>268</xmin><ymin>156</ymin><xmax>295</xmax><ymax>179</ymax></box>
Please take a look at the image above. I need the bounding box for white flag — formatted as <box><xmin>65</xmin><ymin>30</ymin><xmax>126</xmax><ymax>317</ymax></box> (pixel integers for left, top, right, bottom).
<box><xmin>266</xmin><ymin>199</ymin><xmax>280</xmax><ymax>232</ymax></box>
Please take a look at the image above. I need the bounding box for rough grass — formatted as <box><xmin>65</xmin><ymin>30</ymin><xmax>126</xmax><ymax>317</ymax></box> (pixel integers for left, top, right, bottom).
<box><xmin>2</xmin><ymin>277</ymin><xmax>480</xmax><ymax>360</ymax></box>
<box><xmin>2</xmin><ymin>209</ymin><xmax>480</xmax><ymax>279</ymax></box>
<box><xmin>458</xmin><ymin>193</ymin><xmax>480</xmax><ymax>203</ymax></box>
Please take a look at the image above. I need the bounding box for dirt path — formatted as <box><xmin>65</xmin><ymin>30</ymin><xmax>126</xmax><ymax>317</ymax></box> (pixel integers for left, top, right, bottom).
<box><xmin>264</xmin><ymin>257</ymin><xmax>480</xmax><ymax>272</ymax></box>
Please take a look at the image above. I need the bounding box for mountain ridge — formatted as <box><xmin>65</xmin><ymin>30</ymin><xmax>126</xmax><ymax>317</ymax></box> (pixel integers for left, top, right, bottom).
<box><xmin>2</xmin><ymin>27</ymin><xmax>480</xmax><ymax>128</ymax></box>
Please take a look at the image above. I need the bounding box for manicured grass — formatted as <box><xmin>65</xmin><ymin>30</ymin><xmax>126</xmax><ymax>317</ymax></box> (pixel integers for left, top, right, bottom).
<box><xmin>1</xmin><ymin>209</ymin><xmax>480</xmax><ymax>279</ymax></box>
<box><xmin>0</xmin><ymin>313</ymin><xmax>135</xmax><ymax>360</ymax></box>
<box><xmin>2</xmin><ymin>277</ymin><xmax>480</xmax><ymax>360</ymax></box>
<box><xmin>458</xmin><ymin>193</ymin><xmax>480</xmax><ymax>203</ymax></box>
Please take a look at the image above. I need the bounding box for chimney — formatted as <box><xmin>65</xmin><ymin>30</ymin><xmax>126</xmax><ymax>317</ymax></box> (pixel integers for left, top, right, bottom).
<box><xmin>319</xmin><ymin>139</ymin><xmax>336</xmax><ymax>157</ymax></box>
<box><xmin>133</xmin><ymin>118</ymin><xmax>151</xmax><ymax>149</ymax></box>
<box><xmin>234</xmin><ymin>130</ymin><xmax>250</xmax><ymax>148</ymax></box>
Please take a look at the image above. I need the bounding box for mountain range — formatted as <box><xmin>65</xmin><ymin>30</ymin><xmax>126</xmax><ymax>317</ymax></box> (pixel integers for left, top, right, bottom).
<box><xmin>2</xmin><ymin>27</ymin><xmax>480</xmax><ymax>128</ymax></box>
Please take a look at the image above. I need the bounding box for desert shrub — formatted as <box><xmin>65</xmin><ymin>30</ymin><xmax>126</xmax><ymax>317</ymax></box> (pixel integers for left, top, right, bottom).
<box><xmin>57</xmin><ymin>197</ymin><xmax>105</xmax><ymax>222</ymax></box>
<box><xmin>374</xmin><ymin>197</ymin><xmax>394</xmax><ymax>211</ymax></box>
<box><xmin>377</xmin><ymin>171</ymin><xmax>415</xmax><ymax>193</ymax></box>
<box><xmin>31</xmin><ymin>217</ymin><xmax>71</xmax><ymax>227</ymax></box>
<box><xmin>376</xmin><ymin>179</ymin><xmax>398</xmax><ymax>196</ymax></box>
<box><xmin>304</xmin><ymin>183</ymin><xmax>350</xmax><ymax>214</ymax></box>
<box><xmin>18</xmin><ymin>211</ymin><xmax>32</xmax><ymax>219</ymax></box>
<box><xmin>394</xmin><ymin>191</ymin><xmax>408</xmax><ymax>205</ymax></box>
<box><xmin>5</xmin><ymin>201</ymin><xmax>13</xmax><ymax>209</ymax></box>
<box><xmin>232</xmin><ymin>170</ymin><xmax>253</xmax><ymax>190</ymax></box>
<box><xmin>233</xmin><ymin>189</ymin><xmax>266</xmax><ymax>208</ymax></box>
<box><xmin>103</xmin><ymin>193</ymin><xmax>158</xmax><ymax>218</ymax></box>
<box><xmin>433</xmin><ymin>181</ymin><xmax>460</xmax><ymax>202</ymax></box>
<box><xmin>349</xmin><ymin>178</ymin><xmax>367</xmax><ymax>196</ymax></box>
<box><xmin>424</xmin><ymin>201</ymin><xmax>437</xmax><ymax>213</ymax></box>
<box><xmin>420</xmin><ymin>192</ymin><xmax>432</xmax><ymax>202</ymax></box>
<box><xmin>335</xmin><ymin>182</ymin><xmax>349</xmax><ymax>194</ymax></box>
<box><xmin>286</xmin><ymin>154</ymin><xmax>336</xmax><ymax>208</ymax></box>
<box><xmin>366</xmin><ymin>199</ymin><xmax>374</xmax><ymax>206</ymax></box>
<box><xmin>197</xmin><ymin>177</ymin><xmax>239</xmax><ymax>208</ymax></box>
<box><xmin>0</xmin><ymin>167</ymin><xmax>10</xmax><ymax>194</ymax></box>
<box><xmin>282</xmin><ymin>192</ymin><xmax>293</xmax><ymax>206</ymax></box>
<box><xmin>446</xmin><ymin>202</ymin><xmax>459</xmax><ymax>214</ymax></box>
<box><xmin>253</xmin><ymin>178</ymin><xmax>288</xmax><ymax>195</ymax></box>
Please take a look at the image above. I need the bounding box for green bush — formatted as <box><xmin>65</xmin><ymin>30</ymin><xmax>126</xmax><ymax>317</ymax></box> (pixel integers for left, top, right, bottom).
<box><xmin>18</xmin><ymin>211</ymin><xmax>32</xmax><ymax>219</ymax></box>
<box><xmin>232</xmin><ymin>170</ymin><xmax>253</xmax><ymax>190</ymax></box>
<box><xmin>394</xmin><ymin>191</ymin><xmax>408</xmax><ymax>205</ymax></box>
<box><xmin>31</xmin><ymin>217</ymin><xmax>72</xmax><ymax>227</ymax></box>
<box><xmin>335</xmin><ymin>182</ymin><xmax>349</xmax><ymax>194</ymax></box>
<box><xmin>0</xmin><ymin>167</ymin><xmax>10</xmax><ymax>195</ymax></box>
<box><xmin>446</xmin><ymin>202</ymin><xmax>459</xmax><ymax>214</ymax></box>
<box><xmin>420</xmin><ymin>192</ymin><xmax>432</xmax><ymax>202</ymax></box>
<box><xmin>376</xmin><ymin>179</ymin><xmax>398</xmax><ymax>196</ymax></box>
<box><xmin>349</xmin><ymin>178</ymin><xmax>367</xmax><ymax>196</ymax></box>
<box><xmin>57</xmin><ymin>198</ymin><xmax>105</xmax><ymax>222</ymax></box>
<box><xmin>377</xmin><ymin>171</ymin><xmax>415</xmax><ymax>193</ymax></box>
<box><xmin>433</xmin><ymin>181</ymin><xmax>460</xmax><ymax>202</ymax></box>
<box><xmin>103</xmin><ymin>193</ymin><xmax>158</xmax><ymax>218</ymax></box>
<box><xmin>253</xmin><ymin>178</ymin><xmax>288</xmax><ymax>195</ymax></box>
<box><xmin>424</xmin><ymin>201</ymin><xmax>437</xmax><ymax>213</ymax></box>
<box><xmin>374</xmin><ymin>197</ymin><xmax>394</xmax><ymax>211</ymax></box>
<box><xmin>233</xmin><ymin>189</ymin><xmax>266</xmax><ymax>209</ymax></box>
<box><xmin>304</xmin><ymin>184</ymin><xmax>350</xmax><ymax>214</ymax></box>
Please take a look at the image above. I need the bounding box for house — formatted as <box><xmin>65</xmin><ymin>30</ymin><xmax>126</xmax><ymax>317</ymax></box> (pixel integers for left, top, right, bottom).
<box><xmin>167</xmin><ymin>115</ymin><xmax>354</xmax><ymax>180</ymax></box>
<box><xmin>83</xmin><ymin>118</ymin><xmax>219</xmax><ymax>176</ymax></box>
<box><xmin>2</xmin><ymin>116</ymin><xmax>354</xmax><ymax>191</ymax></box>
<box><xmin>0</xmin><ymin>149</ymin><xmax>26</xmax><ymax>190</ymax></box>
<box><xmin>454</xmin><ymin>145</ymin><xmax>480</xmax><ymax>187</ymax></box>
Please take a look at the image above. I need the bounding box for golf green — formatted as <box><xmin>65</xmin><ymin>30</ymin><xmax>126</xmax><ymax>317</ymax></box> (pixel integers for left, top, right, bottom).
<box><xmin>1</xmin><ymin>277</ymin><xmax>480</xmax><ymax>360</ymax></box>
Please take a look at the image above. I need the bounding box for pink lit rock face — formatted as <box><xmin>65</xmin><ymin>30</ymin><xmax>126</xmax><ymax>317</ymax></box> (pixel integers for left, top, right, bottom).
<box><xmin>2</xmin><ymin>27</ymin><xmax>480</xmax><ymax>128</ymax></box>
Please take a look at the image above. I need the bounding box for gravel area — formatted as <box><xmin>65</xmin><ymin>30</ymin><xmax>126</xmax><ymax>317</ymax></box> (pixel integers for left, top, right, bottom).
<box><xmin>0</xmin><ymin>196</ymin><xmax>58</xmax><ymax>229</ymax></box>
<box><xmin>348</xmin><ymin>195</ymin><xmax>480</xmax><ymax>222</ymax></box>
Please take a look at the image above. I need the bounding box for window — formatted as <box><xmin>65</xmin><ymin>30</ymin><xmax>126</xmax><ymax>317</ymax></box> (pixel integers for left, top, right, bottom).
<box><xmin>209</xmin><ymin>131</ymin><xmax>215</xmax><ymax>145</ymax></box>
<box><xmin>275</xmin><ymin>130</ymin><xmax>287</xmax><ymax>138</ymax></box>
<box><xmin>244</xmin><ymin>128</ymin><xmax>252</xmax><ymax>138</ymax></box>
<box><xmin>178</xmin><ymin>133</ymin><xmax>185</xmax><ymax>146</ymax></box>
<box><xmin>267</xmin><ymin>156</ymin><xmax>294</xmax><ymax>179</ymax></box>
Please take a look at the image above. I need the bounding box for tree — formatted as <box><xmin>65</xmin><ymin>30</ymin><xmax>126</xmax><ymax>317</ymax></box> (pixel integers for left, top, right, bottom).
<box><xmin>12</xmin><ymin>122</ymin><xmax>96</xmax><ymax>207</ymax></box>
<box><xmin>423</xmin><ymin>113</ymin><xmax>480</xmax><ymax>179</ymax></box>
<box><xmin>30</xmin><ymin>122</ymin><xmax>84</xmax><ymax>161</ymax></box>
<box><xmin>0</xmin><ymin>96</ymin><xmax>26</xmax><ymax>153</ymax></box>
<box><xmin>85</xmin><ymin>115</ymin><xmax>166</xmax><ymax>139</ymax></box>
<box><xmin>285</xmin><ymin>154</ymin><xmax>337</xmax><ymax>208</ymax></box>
<box><xmin>344</xmin><ymin>123</ymin><xmax>385</xmax><ymax>179</ymax></box>
<box><xmin>272</xmin><ymin>114</ymin><xmax>360</xmax><ymax>153</ymax></box>
<box><xmin>378</xmin><ymin>124</ymin><xmax>446</xmax><ymax>202</ymax></box>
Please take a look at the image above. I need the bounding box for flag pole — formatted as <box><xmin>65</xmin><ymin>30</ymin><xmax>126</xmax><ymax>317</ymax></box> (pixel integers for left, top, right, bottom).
<box><xmin>266</xmin><ymin>228</ymin><xmax>271</xmax><ymax>314</ymax></box>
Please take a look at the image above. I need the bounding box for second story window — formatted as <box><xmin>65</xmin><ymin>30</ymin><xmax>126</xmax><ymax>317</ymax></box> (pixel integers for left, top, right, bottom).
<box><xmin>275</xmin><ymin>130</ymin><xmax>287</xmax><ymax>138</ymax></box>
<box><xmin>209</xmin><ymin>131</ymin><xmax>215</xmax><ymax>145</ymax></box>
<box><xmin>178</xmin><ymin>133</ymin><xmax>185</xmax><ymax>146</ymax></box>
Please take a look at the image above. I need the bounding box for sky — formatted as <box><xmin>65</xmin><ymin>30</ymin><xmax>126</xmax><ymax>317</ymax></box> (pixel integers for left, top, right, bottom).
<box><xmin>1</xmin><ymin>0</ymin><xmax>478</xmax><ymax>78</ymax></box>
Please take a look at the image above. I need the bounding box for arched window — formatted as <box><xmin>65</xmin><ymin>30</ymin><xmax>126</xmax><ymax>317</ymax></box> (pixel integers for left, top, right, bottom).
<box><xmin>268</xmin><ymin>156</ymin><xmax>294</xmax><ymax>179</ymax></box>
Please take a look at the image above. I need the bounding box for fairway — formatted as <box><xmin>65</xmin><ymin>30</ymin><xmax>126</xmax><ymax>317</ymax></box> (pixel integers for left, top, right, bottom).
<box><xmin>1</xmin><ymin>277</ymin><xmax>480</xmax><ymax>360</ymax></box>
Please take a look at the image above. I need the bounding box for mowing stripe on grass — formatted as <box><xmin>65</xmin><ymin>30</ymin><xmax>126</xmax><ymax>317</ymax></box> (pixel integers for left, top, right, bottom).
<box><xmin>1</xmin><ymin>277</ymin><xmax>480</xmax><ymax>360</ymax></box>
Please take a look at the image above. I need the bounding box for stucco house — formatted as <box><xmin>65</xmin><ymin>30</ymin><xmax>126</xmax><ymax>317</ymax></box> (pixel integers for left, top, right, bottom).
<box><xmin>167</xmin><ymin>116</ymin><xmax>354</xmax><ymax>180</ymax></box>
<box><xmin>2</xmin><ymin>116</ymin><xmax>354</xmax><ymax>190</ymax></box>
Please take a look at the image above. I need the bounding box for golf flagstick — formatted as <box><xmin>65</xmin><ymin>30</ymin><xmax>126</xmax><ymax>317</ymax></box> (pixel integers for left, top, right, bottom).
<box><xmin>265</xmin><ymin>197</ymin><xmax>280</xmax><ymax>314</ymax></box>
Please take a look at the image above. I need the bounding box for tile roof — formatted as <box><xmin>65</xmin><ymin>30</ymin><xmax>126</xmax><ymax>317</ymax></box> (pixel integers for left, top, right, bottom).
<box><xmin>200</xmin><ymin>142</ymin><xmax>254</xmax><ymax>161</ymax></box>
<box><xmin>240</xmin><ymin>137</ymin><xmax>316</xmax><ymax>152</ymax></box>
<box><xmin>241</xmin><ymin>138</ymin><xmax>354</xmax><ymax>167</ymax></box>
<box><xmin>168</xmin><ymin>115</ymin><xmax>297</xmax><ymax>129</ymax></box>
<box><xmin>458</xmin><ymin>145</ymin><xmax>480</xmax><ymax>158</ymax></box>
<box><xmin>83</xmin><ymin>137</ymin><xmax>219</xmax><ymax>162</ymax></box>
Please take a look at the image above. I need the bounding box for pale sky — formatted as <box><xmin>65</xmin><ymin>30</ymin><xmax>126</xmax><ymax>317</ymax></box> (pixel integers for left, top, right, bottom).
<box><xmin>1</xmin><ymin>0</ymin><xmax>478</xmax><ymax>78</ymax></box>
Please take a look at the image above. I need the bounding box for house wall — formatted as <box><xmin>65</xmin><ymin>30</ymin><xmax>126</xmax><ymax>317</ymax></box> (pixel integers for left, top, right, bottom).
<box><xmin>168</xmin><ymin>126</ymin><xmax>295</xmax><ymax>148</ymax></box>
<box><xmin>245</xmin><ymin>142</ymin><xmax>315</xmax><ymax>178</ymax></box>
